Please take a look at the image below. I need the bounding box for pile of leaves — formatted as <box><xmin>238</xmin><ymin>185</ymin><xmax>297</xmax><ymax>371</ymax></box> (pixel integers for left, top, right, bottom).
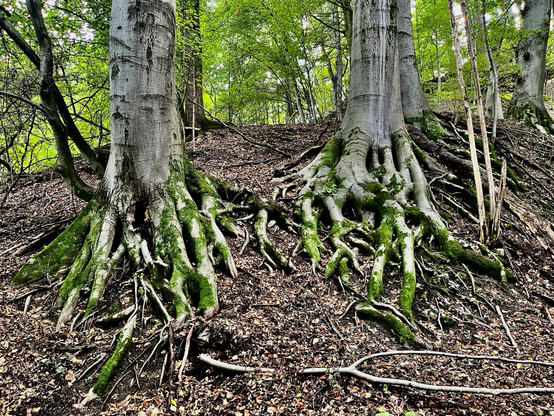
<box><xmin>1</xmin><ymin>119</ymin><xmax>554</xmax><ymax>415</ymax></box>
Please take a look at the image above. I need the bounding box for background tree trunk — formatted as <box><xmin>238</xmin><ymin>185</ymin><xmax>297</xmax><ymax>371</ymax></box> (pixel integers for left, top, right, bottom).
<box><xmin>398</xmin><ymin>0</ymin><xmax>431</xmax><ymax>124</ymax></box>
<box><xmin>506</xmin><ymin>0</ymin><xmax>553</xmax><ymax>131</ymax></box>
<box><xmin>179</xmin><ymin>0</ymin><xmax>207</xmax><ymax>133</ymax></box>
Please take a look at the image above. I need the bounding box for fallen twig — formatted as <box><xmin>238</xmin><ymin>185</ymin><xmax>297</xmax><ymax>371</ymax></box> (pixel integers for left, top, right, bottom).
<box><xmin>435</xmin><ymin>298</ymin><xmax>443</xmax><ymax>331</ymax></box>
<box><xmin>199</xmin><ymin>354</ymin><xmax>275</xmax><ymax>373</ymax></box>
<box><xmin>302</xmin><ymin>350</ymin><xmax>554</xmax><ymax>395</ymax></box>
<box><xmin>496</xmin><ymin>305</ymin><xmax>519</xmax><ymax>353</ymax></box>
<box><xmin>185</xmin><ymin>94</ymin><xmax>291</xmax><ymax>157</ymax></box>
<box><xmin>324</xmin><ymin>312</ymin><xmax>352</xmax><ymax>353</ymax></box>
<box><xmin>178</xmin><ymin>322</ymin><xmax>196</xmax><ymax>382</ymax></box>
<box><xmin>338</xmin><ymin>300</ymin><xmax>359</xmax><ymax>320</ymax></box>
<box><xmin>545</xmin><ymin>306</ymin><xmax>554</xmax><ymax>325</ymax></box>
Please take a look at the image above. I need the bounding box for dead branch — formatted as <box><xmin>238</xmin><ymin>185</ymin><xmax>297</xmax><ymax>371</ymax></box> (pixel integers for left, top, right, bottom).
<box><xmin>338</xmin><ymin>300</ymin><xmax>360</xmax><ymax>320</ymax></box>
<box><xmin>545</xmin><ymin>306</ymin><xmax>554</xmax><ymax>325</ymax></box>
<box><xmin>496</xmin><ymin>305</ymin><xmax>519</xmax><ymax>353</ymax></box>
<box><xmin>324</xmin><ymin>312</ymin><xmax>352</xmax><ymax>353</ymax></box>
<box><xmin>199</xmin><ymin>354</ymin><xmax>275</xmax><ymax>373</ymax></box>
<box><xmin>178</xmin><ymin>322</ymin><xmax>196</xmax><ymax>382</ymax></box>
<box><xmin>302</xmin><ymin>350</ymin><xmax>554</xmax><ymax>395</ymax></box>
<box><xmin>185</xmin><ymin>94</ymin><xmax>291</xmax><ymax>158</ymax></box>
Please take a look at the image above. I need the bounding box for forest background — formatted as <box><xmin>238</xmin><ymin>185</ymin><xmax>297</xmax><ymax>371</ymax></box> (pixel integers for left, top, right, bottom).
<box><xmin>2</xmin><ymin>0</ymin><xmax>554</xmax><ymax>414</ymax></box>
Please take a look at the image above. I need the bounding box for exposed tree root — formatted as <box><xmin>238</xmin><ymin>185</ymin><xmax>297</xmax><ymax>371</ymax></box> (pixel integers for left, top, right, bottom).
<box><xmin>12</xmin><ymin>157</ymin><xmax>244</xmax><ymax>395</ymax></box>
<box><xmin>275</xmin><ymin>128</ymin><xmax>507</xmax><ymax>345</ymax></box>
<box><xmin>506</xmin><ymin>104</ymin><xmax>554</xmax><ymax>135</ymax></box>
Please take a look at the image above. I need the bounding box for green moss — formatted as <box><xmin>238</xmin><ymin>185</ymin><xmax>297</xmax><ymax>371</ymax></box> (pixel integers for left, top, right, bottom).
<box><xmin>13</xmin><ymin>200</ymin><xmax>94</xmax><ymax>285</ymax></box>
<box><xmin>398</xmin><ymin>270</ymin><xmax>415</xmax><ymax>322</ymax></box>
<box><xmin>338</xmin><ymin>258</ymin><xmax>349</xmax><ymax>283</ymax></box>
<box><xmin>368</xmin><ymin>217</ymin><xmax>394</xmax><ymax>299</ymax></box>
<box><xmin>324</xmin><ymin>251</ymin><xmax>343</xmax><ymax>277</ymax></box>
<box><xmin>388</xmin><ymin>174</ymin><xmax>406</xmax><ymax>196</ymax></box>
<box><xmin>315</xmin><ymin>135</ymin><xmax>341</xmax><ymax>170</ymax></box>
<box><xmin>58</xmin><ymin>239</ymin><xmax>92</xmax><ymax>304</ymax></box>
<box><xmin>215</xmin><ymin>214</ymin><xmax>238</xmax><ymax>237</ymax></box>
<box><xmin>539</xmin><ymin>200</ymin><xmax>554</xmax><ymax>211</ymax></box>
<box><xmin>362</xmin><ymin>182</ymin><xmax>384</xmax><ymax>194</ymax></box>
<box><xmin>184</xmin><ymin>266</ymin><xmax>215</xmax><ymax>312</ymax></box>
<box><xmin>506</xmin><ymin>103</ymin><xmax>554</xmax><ymax>134</ymax></box>
<box><xmin>405</xmin><ymin>206</ymin><xmax>426</xmax><ymax>225</ymax></box>
<box><xmin>356</xmin><ymin>305</ymin><xmax>418</xmax><ymax>346</ymax></box>
<box><xmin>440</xmin><ymin>315</ymin><xmax>457</xmax><ymax>328</ymax></box>
<box><xmin>92</xmin><ymin>318</ymin><xmax>135</xmax><ymax>396</ymax></box>
<box><xmin>436</xmin><ymin>228</ymin><xmax>512</xmax><ymax>281</ymax></box>
<box><xmin>372</xmin><ymin>164</ymin><xmax>387</xmax><ymax>181</ymax></box>
<box><xmin>474</xmin><ymin>136</ymin><xmax>497</xmax><ymax>160</ymax></box>
<box><xmin>152</xmin><ymin>166</ymin><xmax>217</xmax><ymax>315</ymax></box>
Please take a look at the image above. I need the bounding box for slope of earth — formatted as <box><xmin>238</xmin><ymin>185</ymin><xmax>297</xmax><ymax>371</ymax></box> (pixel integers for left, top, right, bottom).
<box><xmin>1</xmin><ymin>119</ymin><xmax>554</xmax><ymax>415</ymax></box>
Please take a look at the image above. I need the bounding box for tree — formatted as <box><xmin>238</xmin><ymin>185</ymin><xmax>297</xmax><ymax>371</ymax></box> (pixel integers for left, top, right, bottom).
<box><xmin>177</xmin><ymin>0</ymin><xmax>208</xmax><ymax>133</ymax></box>
<box><xmin>506</xmin><ymin>0</ymin><xmax>554</xmax><ymax>132</ymax></box>
<box><xmin>398</xmin><ymin>0</ymin><xmax>446</xmax><ymax>138</ymax></box>
<box><xmin>277</xmin><ymin>0</ymin><xmax>505</xmax><ymax>342</ymax></box>
<box><xmin>13</xmin><ymin>0</ymin><xmax>239</xmax><ymax>397</ymax></box>
<box><xmin>0</xmin><ymin>2</ymin><xmax>106</xmax><ymax>195</ymax></box>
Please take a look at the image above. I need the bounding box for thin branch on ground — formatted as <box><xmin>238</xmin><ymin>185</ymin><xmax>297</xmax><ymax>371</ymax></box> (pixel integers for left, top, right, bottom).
<box><xmin>178</xmin><ymin>322</ymin><xmax>196</xmax><ymax>382</ymax></box>
<box><xmin>185</xmin><ymin>94</ymin><xmax>291</xmax><ymax>158</ymax></box>
<box><xmin>496</xmin><ymin>305</ymin><xmax>520</xmax><ymax>353</ymax></box>
<box><xmin>199</xmin><ymin>354</ymin><xmax>275</xmax><ymax>373</ymax></box>
<box><xmin>302</xmin><ymin>350</ymin><xmax>554</xmax><ymax>395</ymax></box>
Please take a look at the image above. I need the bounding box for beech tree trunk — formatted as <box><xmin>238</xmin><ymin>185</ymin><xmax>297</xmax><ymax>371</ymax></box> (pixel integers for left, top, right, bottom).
<box><xmin>507</xmin><ymin>0</ymin><xmax>553</xmax><ymax>132</ymax></box>
<box><xmin>14</xmin><ymin>0</ymin><xmax>238</xmax><ymax>396</ymax></box>
<box><xmin>108</xmin><ymin>0</ymin><xmax>182</xmax><ymax>191</ymax></box>
<box><xmin>398</xmin><ymin>0</ymin><xmax>429</xmax><ymax>123</ymax></box>
<box><xmin>276</xmin><ymin>0</ymin><xmax>505</xmax><ymax>346</ymax></box>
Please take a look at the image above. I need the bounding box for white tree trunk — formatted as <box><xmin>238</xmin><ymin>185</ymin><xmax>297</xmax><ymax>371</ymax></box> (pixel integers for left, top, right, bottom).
<box><xmin>508</xmin><ymin>0</ymin><xmax>551</xmax><ymax>118</ymax></box>
<box><xmin>106</xmin><ymin>0</ymin><xmax>182</xmax><ymax>195</ymax></box>
<box><xmin>485</xmin><ymin>71</ymin><xmax>504</xmax><ymax>119</ymax></box>
<box><xmin>340</xmin><ymin>0</ymin><xmax>403</xmax><ymax>150</ymax></box>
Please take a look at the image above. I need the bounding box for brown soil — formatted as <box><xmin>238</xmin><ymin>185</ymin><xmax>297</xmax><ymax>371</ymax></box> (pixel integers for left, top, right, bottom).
<box><xmin>1</xmin><ymin>119</ymin><xmax>554</xmax><ymax>415</ymax></box>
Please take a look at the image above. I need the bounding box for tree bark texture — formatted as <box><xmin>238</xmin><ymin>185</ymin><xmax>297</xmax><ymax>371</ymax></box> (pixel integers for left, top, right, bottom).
<box><xmin>507</xmin><ymin>0</ymin><xmax>553</xmax><ymax>131</ymax></box>
<box><xmin>276</xmin><ymin>0</ymin><xmax>506</xmax><ymax>346</ymax></box>
<box><xmin>398</xmin><ymin>0</ymin><xmax>430</xmax><ymax>122</ymax></box>
<box><xmin>397</xmin><ymin>0</ymin><xmax>447</xmax><ymax>139</ymax></box>
<box><xmin>107</xmin><ymin>0</ymin><xmax>182</xmax><ymax>192</ymax></box>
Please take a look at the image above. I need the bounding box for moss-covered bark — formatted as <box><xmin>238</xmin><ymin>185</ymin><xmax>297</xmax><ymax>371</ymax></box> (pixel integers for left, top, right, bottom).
<box><xmin>506</xmin><ymin>103</ymin><xmax>554</xmax><ymax>134</ymax></box>
<box><xmin>12</xmin><ymin>155</ymin><xmax>239</xmax><ymax>396</ymax></box>
<box><xmin>280</xmin><ymin>123</ymin><xmax>512</xmax><ymax>346</ymax></box>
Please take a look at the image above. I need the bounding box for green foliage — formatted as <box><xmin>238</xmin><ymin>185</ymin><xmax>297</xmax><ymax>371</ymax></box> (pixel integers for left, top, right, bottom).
<box><xmin>0</xmin><ymin>1</ymin><xmax>109</xmax><ymax>177</ymax></box>
<box><xmin>201</xmin><ymin>0</ymin><xmax>349</xmax><ymax>124</ymax></box>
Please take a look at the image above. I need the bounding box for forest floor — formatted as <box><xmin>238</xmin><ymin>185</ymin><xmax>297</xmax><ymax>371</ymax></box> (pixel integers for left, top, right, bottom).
<box><xmin>1</xmin><ymin>116</ymin><xmax>554</xmax><ymax>415</ymax></box>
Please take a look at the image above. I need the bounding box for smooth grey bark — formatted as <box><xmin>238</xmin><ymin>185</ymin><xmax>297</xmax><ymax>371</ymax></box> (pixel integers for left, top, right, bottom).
<box><xmin>398</xmin><ymin>0</ymin><xmax>430</xmax><ymax>123</ymax></box>
<box><xmin>339</xmin><ymin>0</ymin><xmax>404</xmax><ymax>148</ymax></box>
<box><xmin>397</xmin><ymin>0</ymin><xmax>446</xmax><ymax>138</ymax></box>
<box><xmin>507</xmin><ymin>0</ymin><xmax>553</xmax><ymax>130</ymax></box>
<box><xmin>106</xmin><ymin>0</ymin><xmax>183</xmax><ymax>193</ymax></box>
<box><xmin>485</xmin><ymin>71</ymin><xmax>504</xmax><ymax>119</ymax></box>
